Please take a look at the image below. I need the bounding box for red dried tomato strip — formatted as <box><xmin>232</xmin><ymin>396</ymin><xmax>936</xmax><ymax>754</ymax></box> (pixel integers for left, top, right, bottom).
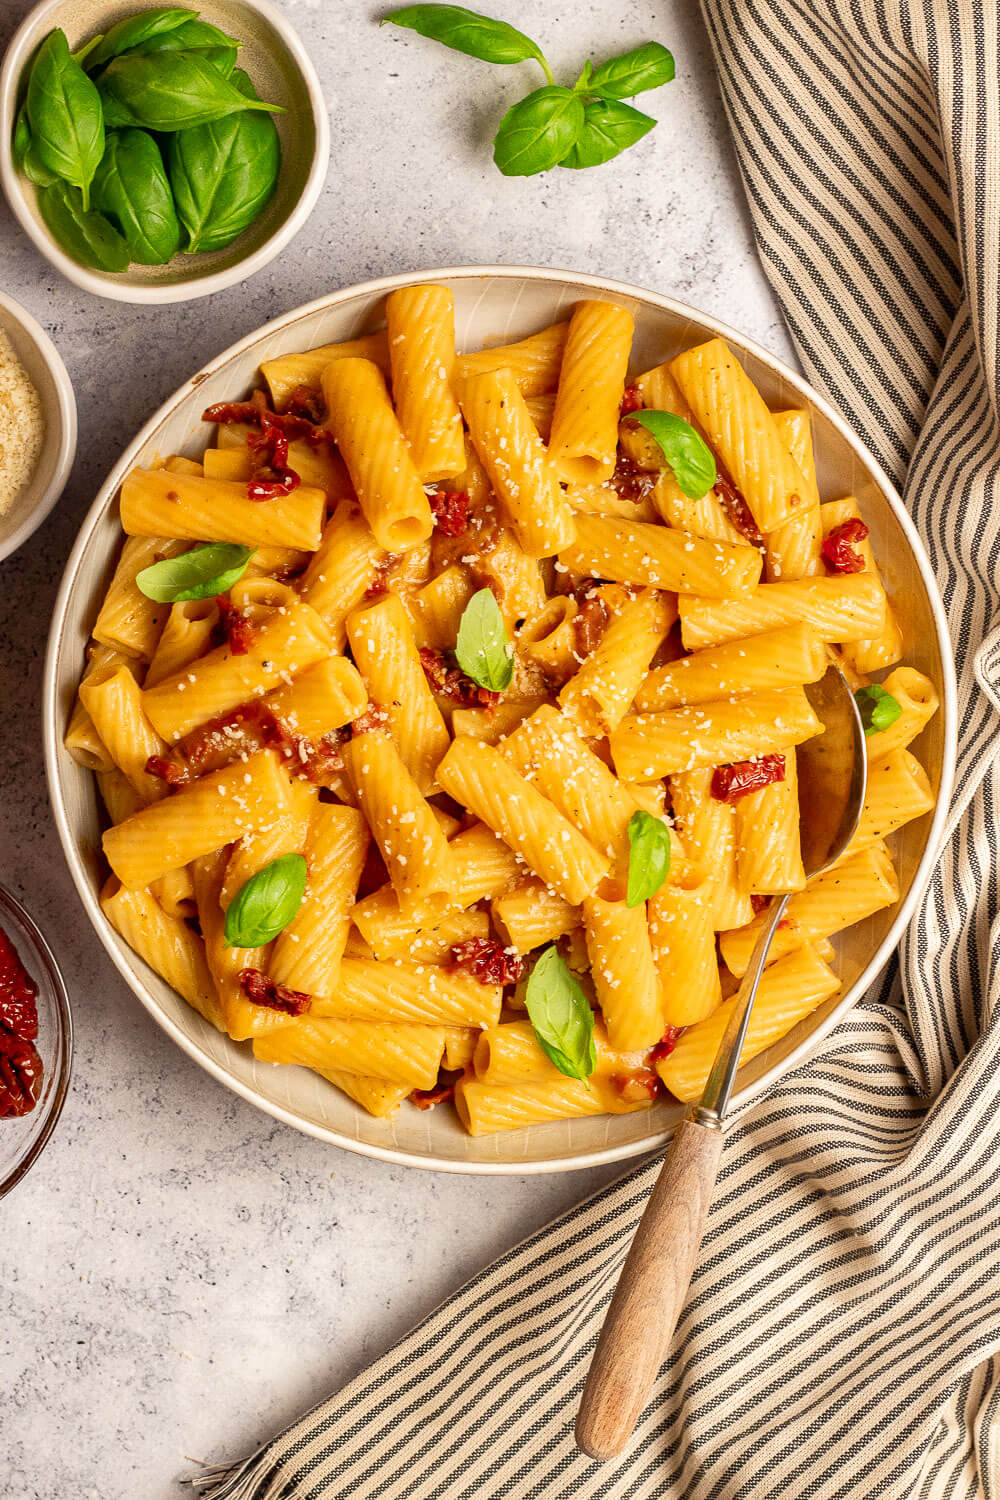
<box><xmin>203</xmin><ymin>391</ymin><xmax>315</xmax><ymax>441</ymax></box>
<box><xmin>649</xmin><ymin>1025</ymin><xmax>684</xmax><ymax>1063</ymax></box>
<box><xmin>430</xmin><ymin>489</ymin><xmax>471</xmax><ymax>537</ymax></box>
<box><xmin>714</xmin><ymin>474</ymin><xmax>764</xmax><ymax>547</ymax></box>
<box><xmin>0</xmin><ymin>1032</ymin><xmax>43</xmax><ymax>1118</ymax></box>
<box><xmin>750</xmin><ymin>893</ymin><xmax>771</xmax><ymax>915</ymax></box>
<box><xmin>240</xmin><ymin>969</ymin><xmax>312</xmax><ymax>1016</ymax></box>
<box><xmin>409</xmin><ymin>1081</ymin><xmax>457</xmax><ymax>1111</ymax></box>
<box><xmin>610</xmin><ymin>450</ymin><xmax>657</xmax><ymax>503</ymax></box>
<box><xmin>419</xmin><ymin>648</ymin><xmax>500</xmax><ymax>708</ymax></box>
<box><xmin>620</xmin><ymin>385</ymin><xmax>644</xmax><ymax>416</ymax></box>
<box><xmin>447</xmin><ymin>937</ymin><xmax>524</xmax><ymax>987</ymax></box>
<box><xmin>0</xmin><ymin>928</ymin><xmax>39</xmax><ymax>1043</ymax></box>
<box><xmin>145</xmin><ymin>754</ymin><xmax>190</xmax><ymax>788</ymax></box>
<box><xmin>283</xmin><ymin>384</ymin><xmax>325</xmax><ymax>425</ymax></box>
<box><xmin>351</xmin><ymin>703</ymin><xmax>390</xmax><ymax>736</ymax></box>
<box><xmin>711</xmin><ymin>754</ymin><xmax>786</xmax><ymax>804</ymax></box>
<box><xmin>821</xmin><ymin>517</ymin><xmax>869</xmax><ymax>574</ymax></box>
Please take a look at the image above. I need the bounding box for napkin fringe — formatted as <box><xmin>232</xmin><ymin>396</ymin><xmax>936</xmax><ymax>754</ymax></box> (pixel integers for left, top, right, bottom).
<box><xmin>183</xmin><ymin>1456</ymin><xmax>261</xmax><ymax>1499</ymax></box>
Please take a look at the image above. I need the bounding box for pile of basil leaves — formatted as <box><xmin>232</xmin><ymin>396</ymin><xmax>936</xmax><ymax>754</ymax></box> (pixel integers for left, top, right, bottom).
<box><xmin>12</xmin><ymin>8</ymin><xmax>285</xmax><ymax>273</ymax></box>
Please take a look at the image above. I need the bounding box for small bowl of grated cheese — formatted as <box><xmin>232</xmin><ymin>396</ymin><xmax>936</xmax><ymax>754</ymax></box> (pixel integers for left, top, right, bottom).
<box><xmin>0</xmin><ymin>290</ymin><xmax>76</xmax><ymax>562</ymax></box>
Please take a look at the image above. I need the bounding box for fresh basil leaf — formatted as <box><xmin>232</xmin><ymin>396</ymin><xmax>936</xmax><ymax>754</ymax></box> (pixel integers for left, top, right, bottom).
<box><xmin>98</xmin><ymin>50</ymin><xmax>284</xmax><ymax>131</ymax></box>
<box><xmin>72</xmin><ymin>35</ymin><xmax>106</xmax><ymax>68</ymax></box>
<box><xmin>23</xmin><ymin>136</ymin><xmax>61</xmax><ymax>186</ymax></box>
<box><xmin>454</xmin><ymin>588</ymin><xmax>513</xmax><ymax>691</ymax></box>
<box><xmin>224</xmin><ymin>854</ymin><xmax>307</xmax><ymax>949</ymax></box>
<box><xmin>26</xmin><ymin>30</ymin><xmax>105</xmax><ymax>209</ymax></box>
<box><xmin>167</xmin><ymin>70</ymin><xmax>281</xmax><ymax>253</ymax></box>
<box><xmin>37</xmin><ymin>181</ymin><xmax>130</xmax><ymax>271</ymax></box>
<box><xmin>572</xmin><ymin>59</ymin><xmax>593</xmax><ymax>92</ymax></box>
<box><xmin>631</xmin><ymin>409</ymin><xmax>717</xmax><ymax>499</ymax></box>
<box><xmin>93</xmin><ymin>128</ymin><xmax>181</xmax><ymax>264</ymax></box>
<box><xmin>131</xmin><ymin>19</ymin><xmax>241</xmax><ymax>78</ymax></box>
<box><xmin>493</xmin><ymin>85</ymin><xmax>584</xmax><ymax>176</ymax></box>
<box><xmin>136</xmin><ymin>542</ymin><xmax>254</xmax><ymax>602</ymax></box>
<box><xmin>625</xmin><ymin>810</ymin><xmax>671</xmax><ymax>907</ymax></box>
<box><xmin>384</xmin><ymin>5</ymin><xmax>552</xmax><ymax>78</ymax></box>
<box><xmin>524</xmin><ymin>946</ymin><xmax>596</xmax><ymax>1084</ymax></box>
<box><xmin>588</xmin><ymin>41</ymin><xmax>675</xmax><ymax>99</ymax></box>
<box><xmin>854</xmin><ymin>684</ymin><xmax>902</xmax><ymax>737</ymax></box>
<box><xmin>84</xmin><ymin>9</ymin><xmax>195</xmax><ymax>70</ymax></box>
<box><xmin>12</xmin><ymin>103</ymin><xmax>31</xmax><ymax>167</ymax></box>
<box><xmin>560</xmin><ymin>99</ymin><xmax>654</xmax><ymax>169</ymax></box>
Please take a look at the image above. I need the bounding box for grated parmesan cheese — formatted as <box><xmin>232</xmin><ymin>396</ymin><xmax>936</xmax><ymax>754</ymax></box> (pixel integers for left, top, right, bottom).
<box><xmin>0</xmin><ymin>329</ymin><xmax>44</xmax><ymax>517</ymax></box>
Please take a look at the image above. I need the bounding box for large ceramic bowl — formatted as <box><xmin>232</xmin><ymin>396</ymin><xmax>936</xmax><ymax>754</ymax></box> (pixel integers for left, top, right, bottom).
<box><xmin>42</xmin><ymin>267</ymin><xmax>957</xmax><ymax>1173</ymax></box>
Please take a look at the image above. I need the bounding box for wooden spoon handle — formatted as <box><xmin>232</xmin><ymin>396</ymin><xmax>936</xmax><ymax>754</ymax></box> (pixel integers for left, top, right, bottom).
<box><xmin>575</xmin><ymin>1114</ymin><xmax>724</xmax><ymax>1461</ymax></box>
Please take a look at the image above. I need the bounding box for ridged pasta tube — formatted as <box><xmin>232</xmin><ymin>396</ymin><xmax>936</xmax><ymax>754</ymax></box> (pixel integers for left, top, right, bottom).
<box><xmin>637</xmin><ymin>623</ymin><xmax>827</xmax><ymax>712</ymax></box>
<box><xmin>268</xmin><ymin>803</ymin><xmax>369</xmax><ymax>997</ymax></box>
<box><xmin>734</xmin><ymin>748</ymin><xmax>807</xmax><ymax>895</ymax></box>
<box><xmin>386</xmin><ymin>284</ymin><xmax>466</xmax><ymax>480</ymax></box>
<box><xmin>820</xmin><ymin>497</ymin><xmax>904</xmax><ymax>673</ymax></box>
<box><xmin>559</xmin><ymin>513</ymin><xmax>762</xmax><ymax>597</ymax></box>
<box><xmin>260</xmin><ymin>330</ymin><xmax>390</xmax><ymax>408</ymax></box>
<box><xmin>647</xmin><ymin>865</ymin><xmax>723</xmax><ymax>1026</ymax></box>
<box><xmin>101</xmin><ymin>877</ymin><xmax>224</xmax><ymax>1032</ymax></box>
<box><xmin>548</xmin><ymin>300</ymin><xmax>635</xmax><ymax>485</ymax></box>
<box><xmin>764</xmin><ymin>409</ymin><xmax>824</xmax><ymax>581</ymax></box>
<box><xmin>455</xmin><ymin>320</ymin><xmax>568</xmax><ymax>396</ymax></box>
<box><xmin>121</xmin><ymin>468</ymin><xmax>325</xmax><ymax>551</ymax></box>
<box><xmin>93</xmin><ymin>535</ymin><xmax>185</xmax><ymax>660</ymax></box>
<box><xmin>559</xmin><ymin>588</ymin><xmax>676</xmax><ymax>735</ymax></box>
<box><xmin>254</xmin><ymin>1015</ymin><xmax>446</xmax><ymax>1089</ymax></box>
<box><xmin>582</xmin><ymin>892</ymin><xmax>665</xmax><ymax>1050</ymax></box>
<box><xmin>298</xmin><ymin>500</ymin><xmax>386</xmax><ymax>651</ymax></box>
<box><xmin>679</xmin><ymin>573</ymin><xmax>887</xmax><ymax>651</ymax></box>
<box><xmin>314</xmin><ymin>958</ymin><xmax>502</xmax><ymax>1027</ymax></box>
<box><xmin>609</xmin><ymin>687</ymin><xmax>823</xmax><ymax>781</ymax></box>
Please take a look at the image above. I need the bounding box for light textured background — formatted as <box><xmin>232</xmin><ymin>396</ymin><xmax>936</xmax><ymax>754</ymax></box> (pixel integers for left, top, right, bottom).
<box><xmin>0</xmin><ymin>2</ymin><xmax>792</xmax><ymax>1495</ymax></box>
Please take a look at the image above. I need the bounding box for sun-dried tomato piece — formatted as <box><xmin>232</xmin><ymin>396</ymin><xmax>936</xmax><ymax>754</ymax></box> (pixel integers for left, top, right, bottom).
<box><xmin>240</xmin><ymin>969</ymin><xmax>312</xmax><ymax>1016</ymax></box>
<box><xmin>145</xmin><ymin>754</ymin><xmax>190</xmax><ymax>788</ymax></box>
<box><xmin>714</xmin><ymin>474</ymin><xmax>764</xmax><ymax>547</ymax></box>
<box><xmin>610</xmin><ymin>450</ymin><xmax>657</xmax><ymax>504</ymax></box>
<box><xmin>245</xmin><ymin>421</ymin><xmax>301</xmax><ymax>501</ymax></box>
<box><xmin>203</xmin><ymin>390</ymin><xmax>315</xmax><ymax>441</ymax></box>
<box><xmin>351</xmin><ymin>703</ymin><xmax>390</xmax><ymax>737</ymax></box>
<box><xmin>612</xmin><ymin>1068</ymin><xmax>662</xmax><ymax>1101</ymax></box>
<box><xmin>750</xmin><ymin>893</ymin><xmax>771</xmax><ymax>915</ymax></box>
<box><xmin>711</xmin><ymin>754</ymin><xmax>786</xmax><ymax>804</ymax></box>
<box><xmin>0</xmin><ymin>1032</ymin><xmax>43</xmax><ymax>1119</ymax></box>
<box><xmin>447</xmin><ymin>937</ymin><xmax>525</xmax><ymax>987</ymax></box>
<box><xmin>821</xmin><ymin>518</ymin><xmax>869</xmax><ymax>574</ymax></box>
<box><xmin>572</xmin><ymin>585</ymin><xmax>612</xmax><ymax>658</ymax></box>
<box><xmin>214</xmin><ymin>593</ymin><xmax>256</xmax><ymax>655</ymax></box>
<box><xmin>0</xmin><ymin>929</ymin><xmax>38</xmax><ymax>1043</ymax></box>
<box><xmin>430</xmin><ymin>489</ymin><xmax>471</xmax><ymax>537</ymax></box>
<box><xmin>649</xmin><ymin>1026</ymin><xmax>684</xmax><ymax>1063</ymax></box>
<box><xmin>620</xmin><ymin>385</ymin><xmax>644</xmax><ymax>416</ymax></box>
<box><xmin>283</xmin><ymin>384</ymin><xmax>326</xmax><ymax>425</ymax></box>
<box><xmin>364</xmin><ymin>554</ymin><xmax>398</xmax><ymax>600</ymax></box>
<box><xmin>409</xmin><ymin>1081</ymin><xmax>457</xmax><ymax>1111</ymax></box>
<box><xmin>418</xmin><ymin>648</ymin><xmax>501</xmax><ymax>707</ymax></box>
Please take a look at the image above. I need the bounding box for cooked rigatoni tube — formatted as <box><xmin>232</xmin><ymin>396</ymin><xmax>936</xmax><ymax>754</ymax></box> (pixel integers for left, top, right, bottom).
<box><xmin>470</xmin><ymin>527</ymin><xmax>548</xmax><ymax>627</ymax></box>
<box><xmin>407</xmin><ymin>565</ymin><xmax>477</xmax><ymax>650</ymax></box>
<box><xmin>679</xmin><ymin>573</ymin><xmax>887</xmax><ymax>650</ymax></box>
<box><xmin>647</xmin><ymin>866</ymin><xmax>722</xmax><ymax>1027</ymax></box>
<box><xmin>636</xmin><ymin>623</ymin><xmax>827</xmax><ymax>712</ymax></box>
<box><xmin>386</xmin><ymin>284</ymin><xmax>466</xmax><ymax>480</ymax></box>
<box><xmin>559</xmin><ymin>514</ymin><xmax>762</xmax><ymax>597</ymax></box>
<box><xmin>260</xmin><ymin>330</ymin><xmax>390</xmax><ymax>408</ymax></box>
<box><xmin>548</xmin><ymin>300</ymin><xmax>634</xmax><ymax>485</ymax></box>
<box><xmin>65</xmin><ymin>646</ymin><xmax>138</xmax><ymax>771</ymax></box>
<box><xmin>820</xmin><ymin>497</ymin><xmax>904</xmax><ymax>672</ymax></box>
<box><xmin>670</xmin><ymin>338</ymin><xmax>811</xmax><ymax>533</ymax></box>
<box><xmin>144</xmin><ymin>598</ymin><xmax>219</xmax><ymax>689</ymax></box>
<box><xmin>567</xmin><ymin>481</ymin><xmax>658</xmax><ymax>524</ymax></box>
<box><xmin>101</xmin><ymin>877</ymin><xmax>224</xmax><ymax>1032</ymax></box>
<box><xmin>735</xmin><ymin>749</ymin><xmax>806</xmax><ymax>895</ymax></box>
<box><xmin>93</xmin><ymin>535</ymin><xmax>185</xmax><ymax>659</ymax></box>
<box><xmin>863</xmin><ymin>666</ymin><xmax>939</xmax><ymax>758</ymax></box>
<box><xmin>670</xmin><ymin>769</ymin><xmax>754</xmax><ymax>931</ymax></box>
<box><xmin>79</xmin><ymin>663</ymin><xmax>171</xmax><ymax>804</ymax></box>
<box><xmin>451</xmin><ymin>700</ymin><xmax>543</xmax><ymax>744</ymax></box>
<box><xmin>461</xmin><ymin>367</ymin><xmax>576</xmax><ymax>557</ymax></box>
<box><xmin>656</xmin><ymin>945</ymin><xmax>840</xmax><ymax>1102</ymax></box>
<box><xmin>254</xmin><ymin>1015</ymin><xmax>446</xmax><ymax>1089</ymax></box>
<box><xmin>120</xmin><ymin>468</ymin><xmax>325</xmax><ymax>551</ymax></box>
<box><xmin>315</xmin><ymin>1070</ymin><xmax>410</xmax><ymax>1119</ymax></box>
<box><xmin>493</xmin><ymin>881</ymin><xmax>580</xmax><ymax>954</ymax></box>
<box><xmin>837</xmin><ymin>749</ymin><xmax>934</xmax><ymax>857</ymax></box>
<box><xmin>142</xmin><ymin>597</ymin><xmax>333</xmax><ymax>744</ymax></box>
<box><xmin>501</xmin><ymin>704</ymin><xmax>647</xmax><ymax>869</ymax></box>
<box><xmin>350</xmin><ymin>823</ymin><xmax>523</xmax><ymax>955</ymax></box>
<box><xmin>455</xmin><ymin>1074</ymin><xmax>652</xmax><ymax>1136</ymax></box>
<box><xmin>517</xmin><ymin>597</ymin><xmax>580</xmax><ymax>682</ymax></box>
<box><xmin>322</xmin><ymin>358</ymin><xmax>433</xmax><ymax>551</ymax></box>
<box><xmin>219</xmin><ymin>779</ymin><xmax>316</xmax><ymax>910</ymax></box>
<box><xmin>473</xmin><ymin>1018</ymin><xmax>647</xmax><ymax>1087</ymax></box>
<box><xmin>443</xmin><ymin>1027</ymin><xmax>479</xmax><ymax>1071</ymax></box>
<box><xmin>298</xmin><ymin>500</ymin><xmax>386</xmax><ymax>650</ymax></box>
<box><xmin>314</xmin><ymin>958</ymin><xmax>501</xmax><ymax>1027</ymax></box>
<box><xmin>720</xmin><ymin>841</ymin><xmax>899</xmax><ymax>976</ymax></box>
<box><xmin>203</xmin><ymin>435</ymin><xmax>352</xmax><ymax>501</ymax></box>
<box><xmin>582</xmin><ymin>893</ymin><xmax>664</xmax><ymax>1051</ymax></box>
<box><xmin>436</xmin><ymin>738</ymin><xmax>609</xmax><ymax>905</ymax></box>
<box><xmin>267</xmin><ymin>803</ymin><xmax>369</xmax><ymax>997</ymax></box>
<box><xmin>191</xmin><ymin>849</ymin><xmax>286</xmax><ymax>1043</ymax></box>
<box><xmin>97</xmin><ymin>767</ymin><xmax>143</xmax><ymax>826</ymax></box>
<box><xmin>103</xmin><ymin>748</ymin><xmax>291</xmax><ymax>889</ymax></box>
<box><xmin>264</xmin><ymin>657</ymin><xmax>367</xmax><ymax>740</ymax></box>
<box><xmin>361</xmin><ymin>908</ymin><xmax>491</xmax><ymax>965</ymax></box>
<box><xmin>559</xmin><ymin>588</ymin><xmax>676</xmax><ymax>735</ymax></box>
<box><xmin>765</xmin><ymin>409</ymin><xmax>824</xmax><ymax>581</ymax></box>
<box><xmin>346</xmin><ymin>592</ymin><xmax>450</xmax><ymax>794</ymax></box>
<box><xmin>344</xmin><ymin>728</ymin><xmax>456</xmax><ymax>922</ymax></box>
<box><xmin>609</xmin><ymin>687</ymin><xmax>823</xmax><ymax>781</ymax></box>
<box><xmin>455</xmin><ymin>319</ymin><xmax>568</xmax><ymax>396</ymax></box>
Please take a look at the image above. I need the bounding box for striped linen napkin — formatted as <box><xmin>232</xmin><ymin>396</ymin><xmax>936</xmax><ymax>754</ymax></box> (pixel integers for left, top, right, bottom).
<box><xmin>190</xmin><ymin>2</ymin><xmax>1000</xmax><ymax>1495</ymax></box>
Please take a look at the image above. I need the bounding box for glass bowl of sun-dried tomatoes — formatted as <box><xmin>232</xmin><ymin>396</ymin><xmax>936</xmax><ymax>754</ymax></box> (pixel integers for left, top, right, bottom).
<box><xmin>0</xmin><ymin>885</ymin><xmax>72</xmax><ymax>1200</ymax></box>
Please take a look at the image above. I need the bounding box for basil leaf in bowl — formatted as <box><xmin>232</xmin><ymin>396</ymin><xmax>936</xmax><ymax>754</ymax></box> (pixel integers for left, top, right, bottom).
<box><xmin>26</xmin><ymin>29</ymin><xmax>105</xmax><ymax>209</ymax></box>
<box><xmin>129</xmin><ymin>19</ymin><xmax>241</xmax><ymax>78</ymax></box>
<box><xmin>97</xmin><ymin>50</ymin><xmax>284</xmax><ymax>131</ymax></box>
<box><xmin>84</xmin><ymin>9</ymin><xmax>195</xmax><ymax>71</ymax></box>
<box><xmin>167</xmin><ymin>70</ymin><xmax>282</xmax><ymax>253</ymax></box>
<box><xmin>93</xmin><ymin>129</ymin><xmax>182</xmax><ymax>265</ymax></box>
<box><xmin>224</xmin><ymin>854</ymin><xmax>308</xmax><ymax>949</ymax></box>
<box><xmin>37</xmin><ymin>181</ymin><xmax>130</xmax><ymax>271</ymax></box>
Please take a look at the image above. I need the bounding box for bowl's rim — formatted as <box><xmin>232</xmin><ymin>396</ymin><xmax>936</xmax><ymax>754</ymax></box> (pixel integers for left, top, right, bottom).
<box><xmin>0</xmin><ymin>883</ymin><xmax>74</xmax><ymax>1199</ymax></box>
<box><xmin>0</xmin><ymin>289</ymin><xmax>78</xmax><ymax>563</ymax></box>
<box><xmin>42</xmin><ymin>264</ymin><xmax>959</xmax><ymax>1174</ymax></box>
<box><xmin>0</xmin><ymin>0</ymin><xmax>331</xmax><ymax>305</ymax></box>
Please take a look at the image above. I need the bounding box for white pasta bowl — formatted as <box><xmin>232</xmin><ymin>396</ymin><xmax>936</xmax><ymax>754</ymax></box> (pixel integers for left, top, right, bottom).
<box><xmin>43</xmin><ymin>268</ymin><xmax>958</xmax><ymax>1173</ymax></box>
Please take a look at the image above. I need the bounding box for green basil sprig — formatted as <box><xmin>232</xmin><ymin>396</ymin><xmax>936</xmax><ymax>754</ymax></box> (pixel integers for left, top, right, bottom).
<box><xmin>98</xmin><ymin>49</ymin><xmax>284</xmax><ymax>131</ymax></box>
<box><xmin>224</xmin><ymin>854</ymin><xmax>307</xmax><ymax>949</ymax></box>
<box><xmin>524</xmin><ymin>946</ymin><xmax>596</xmax><ymax>1085</ymax></box>
<box><xmin>84</xmin><ymin>8</ymin><xmax>195</xmax><ymax>71</ymax></box>
<box><xmin>854</xmin><ymin>684</ymin><xmax>902</xmax><ymax>737</ymax></box>
<box><xmin>26</xmin><ymin>29</ymin><xmax>105</xmax><ymax>209</ymax></box>
<box><xmin>168</xmin><ymin>70</ymin><xmax>281</xmax><ymax>253</ymax></box>
<box><xmin>93</xmin><ymin>129</ymin><xmax>182</xmax><ymax>264</ymax></box>
<box><xmin>130</xmin><ymin>19</ymin><xmax>241</xmax><ymax>78</ymax></box>
<box><xmin>38</xmin><ymin>181</ymin><xmax>130</xmax><ymax>271</ymax></box>
<box><xmin>625</xmin><ymin>810</ymin><xmax>672</xmax><ymax>908</ymax></box>
<box><xmin>383</xmin><ymin>4</ymin><xmax>675</xmax><ymax>176</ymax></box>
<box><xmin>630</xmin><ymin>409</ymin><xmax>717</xmax><ymax>500</ymax></box>
<box><xmin>136</xmin><ymin>542</ymin><xmax>255</xmax><ymax>602</ymax></box>
<box><xmin>454</xmin><ymin>588</ymin><xmax>514</xmax><ymax>691</ymax></box>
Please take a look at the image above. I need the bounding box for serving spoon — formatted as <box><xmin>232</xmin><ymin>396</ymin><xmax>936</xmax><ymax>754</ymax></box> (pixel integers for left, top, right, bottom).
<box><xmin>576</xmin><ymin>664</ymin><xmax>867</xmax><ymax>1461</ymax></box>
